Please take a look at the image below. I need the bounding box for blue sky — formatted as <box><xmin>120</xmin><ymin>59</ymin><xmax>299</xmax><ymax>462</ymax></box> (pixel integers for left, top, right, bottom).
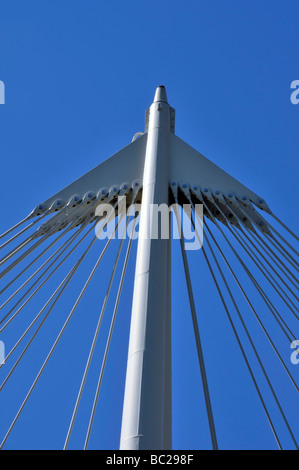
<box><xmin>0</xmin><ymin>0</ymin><xmax>298</xmax><ymax>450</ymax></box>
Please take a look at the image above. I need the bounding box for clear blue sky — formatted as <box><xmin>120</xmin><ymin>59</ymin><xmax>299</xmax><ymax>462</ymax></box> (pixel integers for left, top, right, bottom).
<box><xmin>0</xmin><ymin>0</ymin><xmax>298</xmax><ymax>450</ymax></box>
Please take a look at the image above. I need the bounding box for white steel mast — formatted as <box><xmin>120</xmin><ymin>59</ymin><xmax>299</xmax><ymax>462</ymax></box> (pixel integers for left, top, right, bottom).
<box><xmin>119</xmin><ymin>86</ymin><xmax>173</xmax><ymax>450</ymax></box>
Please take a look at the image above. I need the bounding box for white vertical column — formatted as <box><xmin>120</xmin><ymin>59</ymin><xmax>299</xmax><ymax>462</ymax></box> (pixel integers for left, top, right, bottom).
<box><xmin>120</xmin><ymin>86</ymin><xmax>172</xmax><ymax>450</ymax></box>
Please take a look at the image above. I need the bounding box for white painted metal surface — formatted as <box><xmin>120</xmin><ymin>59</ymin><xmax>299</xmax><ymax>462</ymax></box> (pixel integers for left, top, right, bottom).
<box><xmin>169</xmin><ymin>133</ymin><xmax>271</xmax><ymax>214</ymax></box>
<box><xmin>119</xmin><ymin>86</ymin><xmax>172</xmax><ymax>450</ymax></box>
<box><xmin>31</xmin><ymin>134</ymin><xmax>148</xmax><ymax>216</ymax></box>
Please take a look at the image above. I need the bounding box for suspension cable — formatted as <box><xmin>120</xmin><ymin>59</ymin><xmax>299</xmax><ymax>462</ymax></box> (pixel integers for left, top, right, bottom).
<box><xmin>83</xmin><ymin>216</ymin><xmax>138</xmax><ymax>450</ymax></box>
<box><xmin>0</xmin><ymin>224</ymin><xmax>94</xmax><ymax>331</ymax></box>
<box><xmin>270</xmin><ymin>213</ymin><xmax>299</xmax><ymax>242</ymax></box>
<box><xmin>207</xmin><ymin>195</ymin><xmax>299</xmax><ymax>323</ymax></box>
<box><xmin>64</xmin><ymin>209</ymin><xmax>138</xmax><ymax>449</ymax></box>
<box><xmin>203</xmin><ymin>225</ymin><xmax>298</xmax><ymax>449</ymax></box>
<box><xmin>0</xmin><ymin>211</ymin><xmax>50</xmax><ymax>242</ymax></box>
<box><xmin>191</xmin><ymin>193</ymin><xmax>299</xmax><ymax>390</ymax></box>
<box><xmin>248</xmin><ymin>229</ymin><xmax>298</xmax><ymax>288</ymax></box>
<box><xmin>0</xmin><ymin>224</ymin><xmax>85</xmax><ymax>311</ymax></box>
<box><xmin>231</xmin><ymin>228</ymin><xmax>299</xmax><ymax>320</ymax></box>
<box><xmin>172</xmin><ymin>201</ymin><xmax>218</xmax><ymax>450</ymax></box>
<box><xmin>0</xmin><ymin>219</ymin><xmax>118</xmax><ymax>449</ymax></box>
